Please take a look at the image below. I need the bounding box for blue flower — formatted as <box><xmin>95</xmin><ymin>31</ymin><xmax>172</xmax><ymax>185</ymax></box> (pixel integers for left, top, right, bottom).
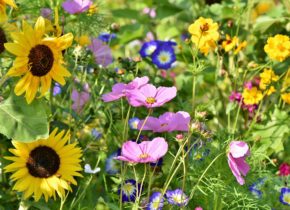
<box><xmin>91</xmin><ymin>129</ymin><xmax>102</xmax><ymax>140</ymax></box>
<box><xmin>139</xmin><ymin>41</ymin><xmax>158</xmax><ymax>58</ymax></box>
<box><xmin>165</xmin><ymin>189</ymin><xmax>189</xmax><ymax>207</ymax></box>
<box><xmin>98</xmin><ymin>33</ymin><xmax>116</xmax><ymax>43</ymax></box>
<box><xmin>150</xmin><ymin>158</ymin><xmax>163</xmax><ymax>167</ymax></box>
<box><xmin>53</xmin><ymin>83</ymin><xmax>62</xmax><ymax>96</ymax></box>
<box><xmin>147</xmin><ymin>192</ymin><xmax>164</xmax><ymax>210</ymax></box>
<box><xmin>105</xmin><ymin>150</ymin><xmax>121</xmax><ymax>175</ymax></box>
<box><xmin>151</xmin><ymin>44</ymin><xmax>176</xmax><ymax>70</ymax></box>
<box><xmin>249</xmin><ymin>178</ymin><xmax>265</xmax><ymax>198</ymax></box>
<box><xmin>128</xmin><ymin>117</ymin><xmax>140</xmax><ymax>130</ymax></box>
<box><xmin>279</xmin><ymin>187</ymin><xmax>290</xmax><ymax>206</ymax></box>
<box><xmin>118</xmin><ymin>179</ymin><xmax>141</xmax><ymax>203</ymax></box>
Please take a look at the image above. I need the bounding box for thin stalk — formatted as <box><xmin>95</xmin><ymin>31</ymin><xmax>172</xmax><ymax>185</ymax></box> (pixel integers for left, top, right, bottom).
<box><xmin>190</xmin><ymin>153</ymin><xmax>224</xmax><ymax>198</ymax></box>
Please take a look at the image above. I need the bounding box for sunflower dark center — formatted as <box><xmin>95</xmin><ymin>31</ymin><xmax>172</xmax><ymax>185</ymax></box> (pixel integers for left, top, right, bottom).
<box><xmin>26</xmin><ymin>146</ymin><xmax>60</xmax><ymax>178</ymax></box>
<box><xmin>28</xmin><ymin>44</ymin><xmax>54</xmax><ymax>77</ymax></box>
<box><xmin>0</xmin><ymin>27</ymin><xmax>7</xmax><ymax>54</ymax></box>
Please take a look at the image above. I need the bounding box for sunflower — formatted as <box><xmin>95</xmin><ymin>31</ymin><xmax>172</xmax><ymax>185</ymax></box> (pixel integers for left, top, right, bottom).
<box><xmin>0</xmin><ymin>0</ymin><xmax>17</xmax><ymax>21</ymax></box>
<box><xmin>4</xmin><ymin>16</ymin><xmax>73</xmax><ymax>104</ymax></box>
<box><xmin>0</xmin><ymin>21</ymin><xmax>16</xmax><ymax>54</ymax></box>
<box><xmin>4</xmin><ymin>128</ymin><xmax>83</xmax><ymax>201</ymax></box>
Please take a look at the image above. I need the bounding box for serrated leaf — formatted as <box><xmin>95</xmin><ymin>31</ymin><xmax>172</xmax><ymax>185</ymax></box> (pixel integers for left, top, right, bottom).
<box><xmin>252</xmin><ymin>107</ymin><xmax>289</xmax><ymax>155</ymax></box>
<box><xmin>0</xmin><ymin>93</ymin><xmax>49</xmax><ymax>142</ymax></box>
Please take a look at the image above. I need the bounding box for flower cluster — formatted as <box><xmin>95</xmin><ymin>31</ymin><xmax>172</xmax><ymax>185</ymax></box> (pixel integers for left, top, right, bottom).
<box><xmin>264</xmin><ymin>34</ymin><xmax>290</xmax><ymax>62</ymax></box>
<box><xmin>139</xmin><ymin>40</ymin><xmax>176</xmax><ymax>69</ymax></box>
<box><xmin>188</xmin><ymin>17</ymin><xmax>219</xmax><ymax>55</ymax></box>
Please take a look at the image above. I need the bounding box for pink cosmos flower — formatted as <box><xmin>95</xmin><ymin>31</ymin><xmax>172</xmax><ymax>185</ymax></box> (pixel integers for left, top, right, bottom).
<box><xmin>279</xmin><ymin>163</ymin><xmax>290</xmax><ymax>176</ymax></box>
<box><xmin>116</xmin><ymin>137</ymin><xmax>168</xmax><ymax>163</ymax></box>
<box><xmin>138</xmin><ymin>111</ymin><xmax>190</xmax><ymax>132</ymax></box>
<box><xmin>127</xmin><ymin>84</ymin><xmax>177</xmax><ymax>108</ymax></box>
<box><xmin>62</xmin><ymin>0</ymin><xmax>92</xmax><ymax>14</ymax></box>
<box><xmin>195</xmin><ymin>207</ymin><xmax>203</xmax><ymax>210</ymax></box>
<box><xmin>227</xmin><ymin>141</ymin><xmax>250</xmax><ymax>185</ymax></box>
<box><xmin>72</xmin><ymin>88</ymin><xmax>90</xmax><ymax>113</ymax></box>
<box><xmin>102</xmin><ymin>76</ymin><xmax>149</xmax><ymax>102</ymax></box>
<box><xmin>88</xmin><ymin>39</ymin><xmax>113</xmax><ymax>67</ymax></box>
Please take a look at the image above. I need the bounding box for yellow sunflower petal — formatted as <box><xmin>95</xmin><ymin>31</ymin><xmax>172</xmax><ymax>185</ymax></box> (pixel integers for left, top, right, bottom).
<box><xmin>14</xmin><ymin>73</ymin><xmax>31</xmax><ymax>96</ymax></box>
<box><xmin>4</xmin><ymin>43</ymin><xmax>28</xmax><ymax>56</ymax></box>
<box><xmin>34</xmin><ymin>17</ymin><xmax>45</xmax><ymax>40</ymax></box>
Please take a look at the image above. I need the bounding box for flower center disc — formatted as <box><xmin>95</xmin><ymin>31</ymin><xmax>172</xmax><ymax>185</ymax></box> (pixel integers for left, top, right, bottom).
<box><xmin>146</xmin><ymin>97</ymin><xmax>156</xmax><ymax>104</ymax></box>
<box><xmin>200</xmin><ymin>23</ymin><xmax>209</xmax><ymax>32</ymax></box>
<box><xmin>26</xmin><ymin>146</ymin><xmax>60</xmax><ymax>178</ymax></box>
<box><xmin>0</xmin><ymin>27</ymin><xmax>7</xmax><ymax>54</ymax></box>
<box><xmin>28</xmin><ymin>44</ymin><xmax>54</xmax><ymax>77</ymax></box>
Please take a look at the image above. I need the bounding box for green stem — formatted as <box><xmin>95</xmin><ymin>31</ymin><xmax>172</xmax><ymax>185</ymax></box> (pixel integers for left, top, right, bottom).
<box><xmin>190</xmin><ymin>153</ymin><xmax>224</xmax><ymax>198</ymax></box>
<box><xmin>135</xmin><ymin>109</ymin><xmax>152</xmax><ymax>142</ymax></box>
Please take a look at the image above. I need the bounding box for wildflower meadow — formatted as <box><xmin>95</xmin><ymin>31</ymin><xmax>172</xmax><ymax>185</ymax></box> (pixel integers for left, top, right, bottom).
<box><xmin>0</xmin><ymin>0</ymin><xmax>290</xmax><ymax>209</ymax></box>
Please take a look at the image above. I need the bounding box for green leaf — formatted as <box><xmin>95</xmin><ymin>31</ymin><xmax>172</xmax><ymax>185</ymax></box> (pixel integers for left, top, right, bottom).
<box><xmin>252</xmin><ymin>107</ymin><xmax>289</xmax><ymax>156</ymax></box>
<box><xmin>156</xmin><ymin>4</ymin><xmax>183</xmax><ymax>19</ymax></box>
<box><xmin>0</xmin><ymin>93</ymin><xmax>49</xmax><ymax>142</ymax></box>
<box><xmin>111</xmin><ymin>9</ymin><xmax>140</xmax><ymax>20</ymax></box>
<box><xmin>253</xmin><ymin>16</ymin><xmax>282</xmax><ymax>33</ymax></box>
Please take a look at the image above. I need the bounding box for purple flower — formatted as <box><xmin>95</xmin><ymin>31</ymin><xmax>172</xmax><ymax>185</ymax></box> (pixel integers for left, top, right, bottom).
<box><xmin>118</xmin><ymin>179</ymin><xmax>141</xmax><ymax>203</ymax></box>
<box><xmin>91</xmin><ymin>129</ymin><xmax>102</xmax><ymax>140</ymax></box>
<box><xmin>53</xmin><ymin>83</ymin><xmax>62</xmax><ymax>96</ymax></box>
<box><xmin>138</xmin><ymin>111</ymin><xmax>190</xmax><ymax>133</ymax></box>
<box><xmin>127</xmin><ymin>84</ymin><xmax>177</xmax><ymax>108</ymax></box>
<box><xmin>88</xmin><ymin>38</ymin><xmax>113</xmax><ymax>67</ymax></box>
<box><xmin>40</xmin><ymin>8</ymin><xmax>52</xmax><ymax>19</ymax></box>
<box><xmin>279</xmin><ymin>187</ymin><xmax>290</xmax><ymax>206</ymax></box>
<box><xmin>165</xmin><ymin>189</ymin><xmax>189</xmax><ymax>207</ymax></box>
<box><xmin>102</xmin><ymin>76</ymin><xmax>149</xmax><ymax>102</ymax></box>
<box><xmin>62</xmin><ymin>0</ymin><xmax>92</xmax><ymax>14</ymax></box>
<box><xmin>227</xmin><ymin>141</ymin><xmax>250</xmax><ymax>185</ymax></box>
<box><xmin>244</xmin><ymin>81</ymin><xmax>253</xmax><ymax>90</ymax></box>
<box><xmin>71</xmin><ymin>88</ymin><xmax>90</xmax><ymax>113</ymax></box>
<box><xmin>116</xmin><ymin>137</ymin><xmax>168</xmax><ymax>163</ymax></box>
<box><xmin>143</xmin><ymin>7</ymin><xmax>156</xmax><ymax>18</ymax></box>
<box><xmin>229</xmin><ymin>91</ymin><xmax>242</xmax><ymax>102</ymax></box>
<box><xmin>98</xmin><ymin>33</ymin><xmax>117</xmax><ymax>43</ymax></box>
<box><xmin>146</xmin><ymin>192</ymin><xmax>164</xmax><ymax>210</ymax></box>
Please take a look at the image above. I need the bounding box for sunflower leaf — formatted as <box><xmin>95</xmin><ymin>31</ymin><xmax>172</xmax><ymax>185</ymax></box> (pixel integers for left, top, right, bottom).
<box><xmin>0</xmin><ymin>93</ymin><xmax>49</xmax><ymax>142</ymax></box>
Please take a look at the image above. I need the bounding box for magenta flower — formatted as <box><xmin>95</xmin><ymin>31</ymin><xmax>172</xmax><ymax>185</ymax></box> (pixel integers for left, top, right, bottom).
<box><xmin>88</xmin><ymin>39</ymin><xmax>113</xmax><ymax>67</ymax></box>
<box><xmin>62</xmin><ymin>0</ymin><xmax>92</xmax><ymax>14</ymax></box>
<box><xmin>138</xmin><ymin>111</ymin><xmax>190</xmax><ymax>132</ymax></box>
<box><xmin>279</xmin><ymin>163</ymin><xmax>290</xmax><ymax>176</ymax></box>
<box><xmin>72</xmin><ymin>88</ymin><xmax>90</xmax><ymax>113</ymax></box>
<box><xmin>229</xmin><ymin>91</ymin><xmax>242</xmax><ymax>102</ymax></box>
<box><xmin>127</xmin><ymin>84</ymin><xmax>177</xmax><ymax>108</ymax></box>
<box><xmin>102</xmin><ymin>76</ymin><xmax>149</xmax><ymax>102</ymax></box>
<box><xmin>116</xmin><ymin>137</ymin><xmax>168</xmax><ymax>163</ymax></box>
<box><xmin>227</xmin><ymin>141</ymin><xmax>250</xmax><ymax>185</ymax></box>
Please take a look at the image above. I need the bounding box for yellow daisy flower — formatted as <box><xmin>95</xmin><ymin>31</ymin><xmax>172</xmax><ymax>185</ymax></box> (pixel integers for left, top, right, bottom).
<box><xmin>234</xmin><ymin>40</ymin><xmax>247</xmax><ymax>55</ymax></box>
<box><xmin>4</xmin><ymin>16</ymin><xmax>73</xmax><ymax>104</ymax></box>
<box><xmin>222</xmin><ymin>34</ymin><xmax>238</xmax><ymax>52</ymax></box>
<box><xmin>281</xmin><ymin>93</ymin><xmax>290</xmax><ymax>104</ymax></box>
<box><xmin>188</xmin><ymin>17</ymin><xmax>219</xmax><ymax>48</ymax></box>
<box><xmin>264</xmin><ymin>34</ymin><xmax>290</xmax><ymax>62</ymax></box>
<box><xmin>75</xmin><ymin>35</ymin><xmax>91</xmax><ymax>46</ymax></box>
<box><xmin>4</xmin><ymin>128</ymin><xmax>83</xmax><ymax>202</ymax></box>
<box><xmin>242</xmin><ymin>87</ymin><xmax>263</xmax><ymax>105</ymax></box>
<box><xmin>0</xmin><ymin>0</ymin><xmax>17</xmax><ymax>21</ymax></box>
<box><xmin>259</xmin><ymin>68</ymin><xmax>279</xmax><ymax>90</ymax></box>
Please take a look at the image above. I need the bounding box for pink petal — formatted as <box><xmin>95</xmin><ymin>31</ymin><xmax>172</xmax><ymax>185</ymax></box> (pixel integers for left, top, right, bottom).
<box><xmin>227</xmin><ymin>154</ymin><xmax>245</xmax><ymax>185</ymax></box>
<box><xmin>229</xmin><ymin>141</ymin><xmax>249</xmax><ymax>158</ymax></box>
<box><xmin>127</xmin><ymin>76</ymin><xmax>149</xmax><ymax>89</ymax></box>
<box><xmin>121</xmin><ymin>141</ymin><xmax>143</xmax><ymax>162</ymax></box>
<box><xmin>154</xmin><ymin>86</ymin><xmax>177</xmax><ymax>107</ymax></box>
<box><xmin>137</xmin><ymin>117</ymin><xmax>159</xmax><ymax>131</ymax></box>
<box><xmin>139</xmin><ymin>84</ymin><xmax>157</xmax><ymax>98</ymax></box>
<box><xmin>235</xmin><ymin>157</ymin><xmax>250</xmax><ymax>176</ymax></box>
<box><xmin>126</xmin><ymin>89</ymin><xmax>147</xmax><ymax>107</ymax></box>
<box><xmin>145</xmin><ymin>137</ymin><xmax>168</xmax><ymax>160</ymax></box>
<box><xmin>173</xmin><ymin>111</ymin><xmax>190</xmax><ymax>131</ymax></box>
